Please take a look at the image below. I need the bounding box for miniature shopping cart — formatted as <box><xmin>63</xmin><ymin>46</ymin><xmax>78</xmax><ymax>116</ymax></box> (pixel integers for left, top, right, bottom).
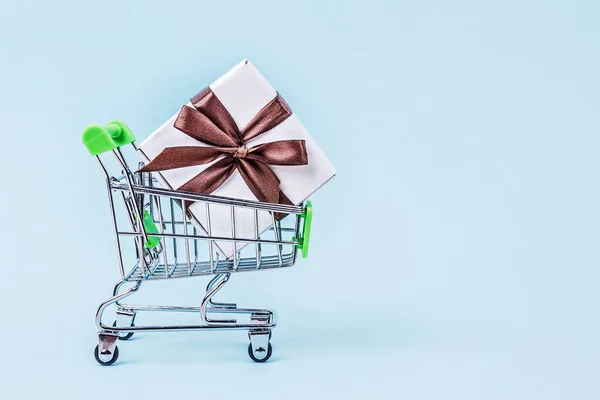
<box><xmin>83</xmin><ymin>121</ymin><xmax>312</xmax><ymax>366</ymax></box>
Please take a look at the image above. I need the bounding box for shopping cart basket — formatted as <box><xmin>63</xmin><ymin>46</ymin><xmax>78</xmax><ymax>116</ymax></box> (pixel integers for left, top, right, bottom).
<box><xmin>83</xmin><ymin>121</ymin><xmax>313</xmax><ymax>365</ymax></box>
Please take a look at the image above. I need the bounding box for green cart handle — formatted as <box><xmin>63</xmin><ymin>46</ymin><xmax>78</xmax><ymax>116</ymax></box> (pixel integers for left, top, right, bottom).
<box><xmin>82</xmin><ymin>120</ymin><xmax>136</xmax><ymax>155</ymax></box>
<box><xmin>294</xmin><ymin>200</ymin><xmax>312</xmax><ymax>258</ymax></box>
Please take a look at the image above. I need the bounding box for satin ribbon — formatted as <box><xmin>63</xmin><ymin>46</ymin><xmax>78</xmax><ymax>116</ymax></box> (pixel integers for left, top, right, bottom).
<box><xmin>140</xmin><ymin>87</ymin><xmax>308</xmax><ymax>205</ymax></box>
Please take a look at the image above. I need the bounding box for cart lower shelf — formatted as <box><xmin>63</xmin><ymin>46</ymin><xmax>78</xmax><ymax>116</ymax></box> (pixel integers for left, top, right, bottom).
<box><xmin>95</xmin><ymin>273</ymin><xmax>277</xmax><ymax>365</ymax></box>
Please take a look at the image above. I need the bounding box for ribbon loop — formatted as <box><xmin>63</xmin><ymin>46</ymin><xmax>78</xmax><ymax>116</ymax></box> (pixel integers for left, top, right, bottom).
<box><xmin>240</xmin><ymin>94</ymin><xmax>292</xmax><ymax>142</ymax></box>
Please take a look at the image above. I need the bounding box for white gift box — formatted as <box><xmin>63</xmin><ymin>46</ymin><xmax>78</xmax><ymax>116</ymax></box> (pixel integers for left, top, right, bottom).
<box><xmin>137</xmin><ymin>60</ymin><xmax>336</xmax><ymax>258</ymax></box>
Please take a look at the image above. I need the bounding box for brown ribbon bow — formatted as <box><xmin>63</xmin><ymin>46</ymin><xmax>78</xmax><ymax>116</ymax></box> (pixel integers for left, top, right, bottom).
<box><xmin>140</xmin><ymin>87</ymin><xmax>308</xmax><ymax>205</ymax></box>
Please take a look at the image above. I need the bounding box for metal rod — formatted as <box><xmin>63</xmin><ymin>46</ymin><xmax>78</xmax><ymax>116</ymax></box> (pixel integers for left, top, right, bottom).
<box><xmin>113</xmin><ymin>149</ymin><xmax>149</xmax><ymax>245</ymax></box>
<box><xmin>148</xmin><ymin>171</ymin><xmax>154</xmax><ymax>222</ymax></box>
<box><xmin>170</xmin><ymin>198</ymin><xmax>178</xmax><ymax>276</ymax></box>
<box><xmin>97</xmin><ymin>157</ymin><xmax>125</xmax><ymax>278</ymax></box>
<box><xmin>99</xmin><ymin>323</ymin><xmax>274</xmax><ymax>332</ymax></box>
<box><xmin>117</xmin><ymin>231</ymin><xmax>299</xmax><ymax>246</ymax></box>
<box><xmin>206</xmin><ymin>274</ymin><xmax>237</xmax><ymax>309</ymax></box>
<box><xmin>254</xmin><ymin>209</ymin><xmax>261</xmax><ymax>269</ymax></box>
<box><xmin>231</xmin><ymin>206</ymin><xmax>238</xmax><ymax>271</ymax></box>
<box><xmin>200</xmin><ymin>273</ymin><xmax>236</xmax><ymax>325</ymax></box>
<box><xmin>272</xmin><ymin>213</ymin><xmax>283</xmax><ymax>267</ymax></box>
<box><xmin>192</xmin><ymin>224</ymin><xmax>199</xmax><ymax>274</ymax></box>
<box><xmin>154</xmin><ymin>190</ymin><xmax>169</xmax><ymax>277</ymax></box>
<box><xmin>291</xmin><ymin>206</ymin><xmax>303</xmax><ymax>265</ymax></box>
<box><xmin>115</xmin><ymin>304</ymin><xmax>271</xmax><ymax>315</ymax></box>
<box><xmin>182</xmin><ymin>200</ymin><xmax>191</xmax><ymax>276</ymax></box>
<box><xmin>96</xmin><ymin>281</ymin><xmax>141</xmax><ymax>330</ymax></box>
<box><xmin>206</xmin><ymin>203</ymin><xmax>215</xmax><ymax>273</ymax></box>
<box><xmin>110</xmin><ymin>183</ymin><xmax>303</xmax><ymax>214</ymax></box>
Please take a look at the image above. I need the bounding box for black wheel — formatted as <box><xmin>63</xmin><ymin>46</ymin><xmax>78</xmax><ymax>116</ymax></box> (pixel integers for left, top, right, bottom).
<box><xmin>113</xmin><ymin>321</ymin><xmax>134</xmax><ymax>340</ymax></box>
<box><xmin>248</xmin><ymin>342</ymin><xmax>272</xmax><ymax>363</ymax></box>
<box><xmin>94</xmin><ymin>345</ymin><xmax>119</xmax><ymax>366</ymax></box>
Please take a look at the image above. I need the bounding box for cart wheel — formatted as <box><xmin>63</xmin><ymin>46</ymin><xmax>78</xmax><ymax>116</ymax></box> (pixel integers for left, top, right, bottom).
<box><xmin>94</xmin><ymin>344</ymin><xmax>119</xmax><ymax>366</ymax></box>
<box><xmin>113</xmin><ymin>321</ymin><xmax>134</xmax><ymax>340</ymax></box>
<box><xmin>248</xmin><ymin>342</ymin><xmax>272</xmax><ymax>363</ymax></box>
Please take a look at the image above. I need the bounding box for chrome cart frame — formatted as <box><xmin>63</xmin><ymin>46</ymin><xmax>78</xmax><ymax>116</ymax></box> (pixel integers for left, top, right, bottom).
<box><xmin>83</xmin><ymin>121</ymin><xmax>312</xmax><ymax>365</ymax></box>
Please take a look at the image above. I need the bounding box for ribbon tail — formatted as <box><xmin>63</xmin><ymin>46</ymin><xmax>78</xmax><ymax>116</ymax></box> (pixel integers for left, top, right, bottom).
<box><xmin>178</xmin><ymin>156</ymin><xmax>237</xmax><ymax>194</ymax></box>
<box><xmin>236</xmin><ymin>159</ymin><xmax>282</xmax><ymax>204</ymax></box>
<box><xmin>278</xmin><ymin>191</ymin><xmax>294</xmax><ymax>206</ymax></box>
<box><xmin>235</xmin><ymin>159</ymin><xmax>293</xmax><ymax>220</ymax></box>
<box><xmin>274</xmin><ymin>190</ymin><xmax>294</xmax><ymax>220</ymax></box>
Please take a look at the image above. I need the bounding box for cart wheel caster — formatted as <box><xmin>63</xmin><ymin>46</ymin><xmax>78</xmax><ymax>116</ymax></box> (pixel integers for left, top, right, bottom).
<box><xmin>113</xmin><ymin>321</ymin><xmax>134</xmax><ymax>340</ymax></box>
<box><xmin>248</xmin><ymin>342</ymin><xmax>272</xmax><ymax>363</ymax></box>
<box><xmin>94</xmin><ymin>344</ymin><xmax>119</xmax><ymax>366</ymax></box>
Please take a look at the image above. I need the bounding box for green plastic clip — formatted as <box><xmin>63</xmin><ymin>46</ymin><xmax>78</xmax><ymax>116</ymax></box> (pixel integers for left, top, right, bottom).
<box><xmin>142</xmin><ymin>211</ymin><xmax>161</xmax><ymax>249</ymax></box>
<box><xmin>82</xmin><ymin>120</ymin><xmax>136</xmax><ymax>156</ymax></box>
<box><xmin>294</xmin><ymin>200</ymin><xmax>312</xmax><ymax>258</ymax></box>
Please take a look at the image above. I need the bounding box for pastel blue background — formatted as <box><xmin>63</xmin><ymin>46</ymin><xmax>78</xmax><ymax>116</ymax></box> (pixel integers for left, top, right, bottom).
<box><xmin>1</xmin><ymin>1</ymin><xmax>598</xmax><ymax>398</ymax></box>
